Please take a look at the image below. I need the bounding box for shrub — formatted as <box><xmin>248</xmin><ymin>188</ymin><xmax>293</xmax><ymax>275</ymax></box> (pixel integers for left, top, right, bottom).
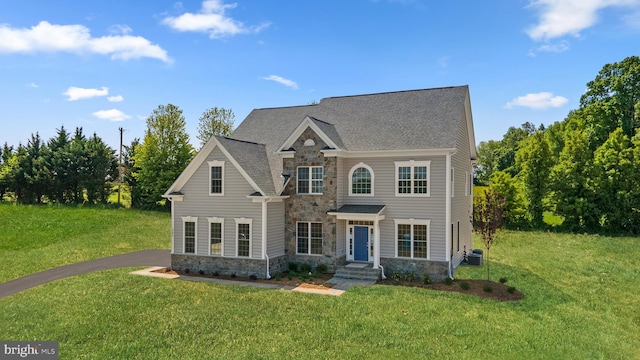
<box><xmin>213</xmin><ymin>271</ymin><xmax>219</xmax><ymax>277</ymax></box>
<box><xmin>287</xmin><ymin>273</ymin><xmax>293</xmax><ymax>280</ymax></box>
<box><xmin>483</xmin><ymin>285</ymin><xmax>493</xmax><ymax>292</ymax></box>
<box><xmin>231</xmin><ymin>273</ymin><xmax>236</xmax><ymax>278</ymax></box>
<box><xmin>423</xmin><ymin>274</ymin><xmax>432</xmax><ymax>285</ymax></box>
<box><xmin>507</xmin><ymin>286</ymin><xmax>516</xmax><ymax>294</ymax></box>
<box><xmin>198</xmin><ymin>270</ymin><xmax>204</xmax><ymax>275</ymax></box>
<box><xmin>288</xmin><ymin>262</ymin><xmax>298</xmax><ymax>272</ymax></box>
<box><xmin>274</xmin><ymin>273</ymin><xmax>282</xmax><ymax>281</ymax></box>
<box><xmin>249</xmin><ymin>274</ymin><xmax>257</xmax><ymax>280</ymax></box>
<box><xmin>499</xmin><ymin>277</ymin><xmax>508</xmax><ymax>284</ymax></box>
<box><xmin>315</xmin><ymin>263</ymin><xmax>328</xmax><ymax>273</ymax></box>
<box><xmin>404</xmin><ymin>271</ymin><xmax>416</xmax><ymax>282</ymax></box>
<box><xmin>184</xmin><ymin>268</ymin><xmax>190</xmax><ymax>274</ymax></box>
<box><xmin>444</xmin><ymin>277</ymin><xmax>453</xmax><ymax>286</ymax></box>
<box><xmin>460</xmin><ymin>281</ymin><xmax>470</xmax><ymax>290</ymax></box>
<box><xmin>300</xmin><ymin>263</ymin><xmax>312</xmax><ymax>273</ymax></box>
<box><xmin>392</xmin><ymin>270</ymin><xmax>403</xmax><ymax>281</ymax></box>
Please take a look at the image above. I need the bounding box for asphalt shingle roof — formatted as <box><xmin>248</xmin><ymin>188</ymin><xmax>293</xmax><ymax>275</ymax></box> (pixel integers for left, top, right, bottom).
<box><xmin>215</xmin><ymin>136</ymin><xmax>276</xmax><ymax>196</ymax></box>
<box><xmin>229</xmin><ymin>86</ymin><xmax>471</xmax><ymax>196</ymax></box>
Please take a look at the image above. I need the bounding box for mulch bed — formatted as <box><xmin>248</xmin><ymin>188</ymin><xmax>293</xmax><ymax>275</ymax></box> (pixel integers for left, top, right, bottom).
<box><xmin>376</xmin><ymin>278</ymin><xmax>524</xmax><ymax>301</ymax></box>
<box><xmin>152</xmin><ymin>268</ymin><xmax>335</xmax><ymax>288</ymax></box>
<box><xmin>152</xmin><ymin>268</ymin><xmax>523</xmax><ymax>301</ymax></box>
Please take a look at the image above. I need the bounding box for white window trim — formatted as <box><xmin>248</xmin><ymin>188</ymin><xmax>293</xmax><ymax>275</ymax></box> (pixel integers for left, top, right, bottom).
<box><xmin>296</xmin><ymin>221</ymin><xmax>323</xmax><ymax>255</ymax></box>
<box><xmin>394</xmin><ymin>160</ymin><xmax>431</xmax><ymax>197</ymax></box>
<box><xmin>181</xmin><ymin>216</ymin><xmax>198</xmax><ymax>254</ymax></box>
<box><xmin>394</xmin><ymin>218</ymin><xmax>431</xmax><ymax>259</ymax></box>
<box><xmin>296</xmin><ymin>166</ymin><xmax>324</xmax><ymax>195</ymax></box>
<box><xmin>207</xmin><ymin>217</ymin><xmax>224</xmax><ymax>256</ymax></box>
<box><xmin>348</xmin><ymin>162</ymin><xmax>374</xmax><ymax>197</ymax></box>
<box><xmin>208</xmin><ymin>160</ymin><xmax>225</xmax><ymax>196</ymax></box>
<box><xmin>451</xmin><ymin>167</ymin><xmax>455</xmax><ymax>198</ymax></box>
<box><xmin>465</xmin><ymin>171</ymin><xmax>469</xmax><ymax>196</ymax></box>
<box><xmin>234</xmin><ymin>218</ymin><xmax>253</xmax><ymax>258</ymax></box>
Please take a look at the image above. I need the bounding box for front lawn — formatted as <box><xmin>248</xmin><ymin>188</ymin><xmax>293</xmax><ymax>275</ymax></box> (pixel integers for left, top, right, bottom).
<box><xmin>1</xmin><ymin>220</ymin><xmax>638</xmax><ymax>358</ymax></box>
<box><xmin>0</xmin><ymin>204</ymin><xmax>170</xmax><ymax>282</ymax></box>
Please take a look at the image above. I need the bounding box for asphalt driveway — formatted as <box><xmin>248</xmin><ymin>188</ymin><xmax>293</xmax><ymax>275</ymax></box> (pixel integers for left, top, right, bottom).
<box><xmin>0</xmin><ymin>249</ymin><xmax>170</xmax><ymax>299</ymax></box>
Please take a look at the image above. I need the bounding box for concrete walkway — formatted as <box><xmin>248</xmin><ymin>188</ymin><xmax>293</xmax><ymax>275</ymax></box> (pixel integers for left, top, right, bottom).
<box><xmin>0</xmin><ymin>249</ymin><xmax>170</xmax><ymax>300</ymax></box>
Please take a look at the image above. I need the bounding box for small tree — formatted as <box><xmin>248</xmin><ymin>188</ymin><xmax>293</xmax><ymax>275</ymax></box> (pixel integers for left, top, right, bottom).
<box><xmin>473</xmin><ymin>188</ymin><xmax>506</xmax><ymax>280</ymax></box>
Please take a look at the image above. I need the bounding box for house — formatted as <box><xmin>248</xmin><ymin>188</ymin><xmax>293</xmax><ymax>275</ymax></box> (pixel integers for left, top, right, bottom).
<box><xmin>163</xmin><ymin>86</ymin><xmax>477</xmax><ymax>281</ymax></box>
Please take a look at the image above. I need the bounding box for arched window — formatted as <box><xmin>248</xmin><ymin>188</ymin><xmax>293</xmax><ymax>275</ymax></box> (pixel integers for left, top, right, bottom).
<box><xmin>349</xmin><ymin>163</ymin><xmax>374</xmax><ymax>196</ymax></box>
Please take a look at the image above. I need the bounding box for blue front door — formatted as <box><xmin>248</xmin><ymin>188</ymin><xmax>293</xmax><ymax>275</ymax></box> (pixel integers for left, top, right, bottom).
<box><xmin>354</xmin><ymin>226</ymin><xmax>369</xmax><ymax>261</ymax></box>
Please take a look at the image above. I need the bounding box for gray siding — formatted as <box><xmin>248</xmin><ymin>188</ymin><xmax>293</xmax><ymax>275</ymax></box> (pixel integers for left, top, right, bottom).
<box><xmin>451</xmin><ymin>107</ymin><xmax>474</xmax><ymax>268</ymax></box>
<box><xmin>172</xmin><ymin>146</ymin><xmax>263</xmax><ymax>259</ymax></box>
<box><xmin>340</xmin><ymin>156</ymin><xmax>447</xmax><ymax>261</ymax></box>
<box><xmin>267</xmin><ymin>201</ymin><xmax>285</xmax><ymax>257</ymax></box>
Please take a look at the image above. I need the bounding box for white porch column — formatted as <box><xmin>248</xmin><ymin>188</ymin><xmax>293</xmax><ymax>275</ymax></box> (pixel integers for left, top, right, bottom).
<box><xmin>373</xmin><ymin>219</ymin><xmax>381</xmax><ymax>269</ymax></box>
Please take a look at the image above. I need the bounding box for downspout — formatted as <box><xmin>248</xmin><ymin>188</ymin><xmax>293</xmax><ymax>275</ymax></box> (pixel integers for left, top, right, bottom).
<box><xmin>262</xmin><ymin>197</ymin><xmax>274</xmax><ymax>279</ymax></box>
<box><xmin>445</xmin><ymin>153</ymin><xmax>453</xmax><ymax>280</ymax></box>
<box><xmin>170</xmin><ymin>197</ymin><xmax>175</xmax><ymax>254</ymax></box>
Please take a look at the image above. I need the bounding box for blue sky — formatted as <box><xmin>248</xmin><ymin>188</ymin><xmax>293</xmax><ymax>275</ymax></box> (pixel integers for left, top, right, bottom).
<box><xmin>1</xmin><ymin>0</ymin><xmax>639</xmax><ymax>151</ymax></box>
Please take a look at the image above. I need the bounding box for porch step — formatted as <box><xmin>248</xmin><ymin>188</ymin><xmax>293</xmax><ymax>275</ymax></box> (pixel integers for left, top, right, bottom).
<box><xmin>334</xmin><ymin>264</ymin><xmax>380</xmax><ymax>281</ymax></box>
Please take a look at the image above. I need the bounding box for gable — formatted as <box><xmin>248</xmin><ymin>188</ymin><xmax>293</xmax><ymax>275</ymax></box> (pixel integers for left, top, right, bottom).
<box><xmin>164</xmin><ymin>136</ymin><xmax>276</xmax><ymax>197</ymax></box>
<box><xmin>277</xmin><ymin>116</ymin><xmax>343</xmax><ymax>153</ymax></box>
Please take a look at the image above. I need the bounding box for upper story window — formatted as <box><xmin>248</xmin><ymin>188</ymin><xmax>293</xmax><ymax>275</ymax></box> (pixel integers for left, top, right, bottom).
<box><xmin>395</xmin><ymin>160</ymin><xmax>431</xmax><ymax>197</ymax></box>
<box><xmin>348</xmin><ymin>163</ymin><xmax>374</xmax><ymax>196</ymax></box>
<box><xmin>208</xmin><ymin>160</ymin><xmax>224</xmax><ymax>196</ymax></box>
<box><xmin>297</xmin><ymin>166</ymin><xmax>323</xmax><ymax>194</ymax></box>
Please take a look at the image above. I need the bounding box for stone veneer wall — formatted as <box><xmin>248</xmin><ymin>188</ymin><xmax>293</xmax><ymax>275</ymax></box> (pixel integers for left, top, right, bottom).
<box><xmin>283</xmin><ymin>127</ymin><xmax>338</xmax><ymax>270</ymax></box>
<box><xmin>171</xmin><ymin>254</ymin><xmax>287</xmax><ymax>279</ymax></box>
<box><xmin>381</xmin><ymin>258</ymin><xmax>450</xmax><ymax>282</ymax></box>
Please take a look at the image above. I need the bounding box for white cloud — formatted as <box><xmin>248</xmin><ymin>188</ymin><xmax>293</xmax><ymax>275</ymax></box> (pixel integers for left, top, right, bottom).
<box><xmin>162</xmin><ymin>0</ymin><xmax>270</xmax><ymax>38</ymax></box>
<box><xmin>107</xmin><ymin>95</ymin><xmax>124</xmax><ymax>102</ymax></box>
<box><xmin>505</xmin><ymin>92</ymin><xmax>569</xmax><ymax>109</ymax></box>
<box><xmin>63</xmin><ymin>86</ymin><xmax>108</xmax><ymax>101</ymax></box>
<box><xmin>92</xmin><ymin>109</ymin><xmax>131</xmax><ymax>122</ymax></box>
<box><xmin>526</xmin><ymin>0</ymin><xmax>640</xmax><ymax>40</ymax></box>
<box><xmin>262</xmin><ymin>75</ymin><xmax>298</xmax><ymax>89</ymax></box>
<box><xmin>0</xmin><ymin>21</ymin><xmax>170</xmax><ymax>62</ymax></box>
<box><xmin>27</xmin><ymin>82</ymin><xmax>39</xmax><ymax>88</ymax></box>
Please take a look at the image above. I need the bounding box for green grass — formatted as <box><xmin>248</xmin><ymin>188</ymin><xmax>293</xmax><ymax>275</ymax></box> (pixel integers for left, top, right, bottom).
<box><xmin>1</xmin><ymin>207</ymin><xmax>639</xmax><ymax>359</ymax></box>
<box><xmin>0</xmin><ymin>204</ymin><xmax>170</xmax><ymax>282</ymax></box>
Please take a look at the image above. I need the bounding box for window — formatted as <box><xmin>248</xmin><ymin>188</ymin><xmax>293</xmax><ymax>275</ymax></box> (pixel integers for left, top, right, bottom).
<box><xmin>348</xmin><ymin>163</ymin><xmax>374</xmax><ymax>196</ymax></box>
<box><xmin>235</xmin><ymin>218</ymin><xmax>252</xmax><ymax>257</ymax></box>
<box><xmin>297</xmin><ymin>166</ymin><xmax>323</xmax><ymax>194</ymax></box>
<box><xmin>297</xmin><ymin>222</ymin><xmax>323</xmax><ymax>255</ymax></box>
<box><xmin>208</xmin><ymin>161</ymin><xmax>224</xmax><ymax>195</ymax></box>
<box><xmin>395</xmin><ymin>161</ymin><xmax>430</xmax><ymax>196</ymax></box>
<box><xmin>208</xmin><ymin>217</ymin><xmax>224</xmax><ymax>256</ymax></box>
<box><xmin>182</xmin><ymin>216</ymin><xmax>198</xmax><ymax>254</ymax></box>
<box><xmin>395</xmin><ymin>219</ymin><xmax>430</xmax><ymax>259</ymax></box>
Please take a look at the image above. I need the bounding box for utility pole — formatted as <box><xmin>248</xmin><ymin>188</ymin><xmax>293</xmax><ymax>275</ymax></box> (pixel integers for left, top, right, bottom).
<box><xmin>118</xmin><ymin>127</ymin><xmax>123</xmax><ymax>205</ymax></box>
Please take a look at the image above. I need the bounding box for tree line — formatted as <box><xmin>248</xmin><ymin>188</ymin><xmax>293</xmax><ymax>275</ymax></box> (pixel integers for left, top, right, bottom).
<box><xmin>477</xmin><ymin>56</ymin><xmax>640</xmax><ymax>234</ymax></box>
<box><xmin>0</xmin><ymin>105</ymin><xmax>234</xmax><ymax>209</ymax></box>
